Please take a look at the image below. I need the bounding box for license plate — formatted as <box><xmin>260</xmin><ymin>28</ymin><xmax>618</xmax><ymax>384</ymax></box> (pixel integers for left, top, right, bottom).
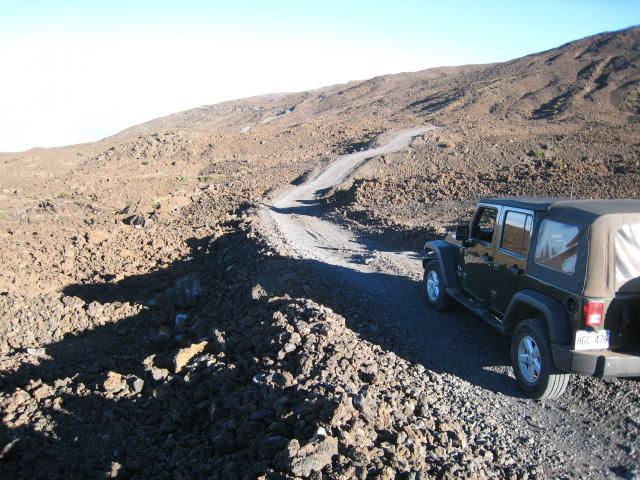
<box><xmin>574</xmin><ymin>330</ymin><xmax>610</xmax><ymax>351</ymax></box>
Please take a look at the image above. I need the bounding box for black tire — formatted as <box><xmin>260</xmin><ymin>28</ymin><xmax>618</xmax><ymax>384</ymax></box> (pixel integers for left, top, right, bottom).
<box><xmin>423</xmin><ymin>261</ymin><xmax>454</xmax><ymax>312</ymax></box>
<box><xmin>511</xmin><ymin>318</ymin><xmax>570</xmax><ymax>400</ymax></box>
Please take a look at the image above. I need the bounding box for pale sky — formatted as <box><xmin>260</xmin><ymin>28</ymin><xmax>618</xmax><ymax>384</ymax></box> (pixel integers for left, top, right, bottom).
<box><xmin>0</xmin><ymin>0</ymin><xmax>638</xmax><ymax>152</ymax></box>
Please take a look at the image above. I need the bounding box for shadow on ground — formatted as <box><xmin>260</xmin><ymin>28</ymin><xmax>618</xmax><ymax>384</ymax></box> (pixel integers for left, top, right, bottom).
<box><xmin>0</xmin><ymin>213</ymin><xmax>519</xmax><ymax>478</ymax></box>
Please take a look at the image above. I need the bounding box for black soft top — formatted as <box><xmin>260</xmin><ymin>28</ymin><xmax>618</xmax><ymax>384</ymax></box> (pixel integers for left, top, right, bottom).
<box><xmin>480</xmin><ymin>197</ymin><xmax>640</xmax><ymax>223</ymax></box>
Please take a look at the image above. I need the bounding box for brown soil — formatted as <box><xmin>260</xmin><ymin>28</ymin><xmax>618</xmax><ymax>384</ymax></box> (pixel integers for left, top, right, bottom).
<box><xmin>1</xmin><ymin>27</ymin><xmax>639</xmax><ymax>479</ymax></box>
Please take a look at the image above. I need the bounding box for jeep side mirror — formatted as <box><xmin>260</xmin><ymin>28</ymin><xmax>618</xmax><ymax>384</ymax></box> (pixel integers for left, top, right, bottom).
<box><xmin>455</xmin><ymin>225</ymin><xmax>470</xmax><ymax>242</ymax></box>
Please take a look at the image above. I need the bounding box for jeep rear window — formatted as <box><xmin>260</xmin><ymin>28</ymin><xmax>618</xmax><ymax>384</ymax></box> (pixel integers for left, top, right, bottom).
<box><xmin>534</xmin><ymin>219</ymin><xmax>579</xmax><ymax>275</ymax></box>
<box><xmin>501</xmin><ymin>211</ymin><xmax>533</xmax><ymax>256</ymax></box>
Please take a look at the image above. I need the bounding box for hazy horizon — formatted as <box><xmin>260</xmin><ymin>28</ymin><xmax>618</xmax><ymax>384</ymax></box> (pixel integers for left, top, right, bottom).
<box><xmin>1</xmin><ymin>0</ymin><xmax>638</xmax><ymax>152</ymax></box>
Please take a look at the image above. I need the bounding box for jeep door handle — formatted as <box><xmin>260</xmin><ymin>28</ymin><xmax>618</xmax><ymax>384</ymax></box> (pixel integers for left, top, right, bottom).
<box><xmin>508</xmin><ymin>265</ymin><xmax>524</xmax><ymax>275</ymax></box>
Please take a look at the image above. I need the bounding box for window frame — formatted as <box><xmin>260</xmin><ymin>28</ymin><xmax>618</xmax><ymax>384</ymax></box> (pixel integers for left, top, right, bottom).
<box><xmin>499</xmin><ymin>209</ymin><xmax>534</xmax><ymax>259</ymax></box>
<box><xmin>470</xmin><ymin>206</ymin><xmax>499</xmax><ymax>245</ymax></box>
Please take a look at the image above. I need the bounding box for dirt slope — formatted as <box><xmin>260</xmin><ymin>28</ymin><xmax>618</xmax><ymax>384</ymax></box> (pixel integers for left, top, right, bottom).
<box><xmin>1</xmin><ymin>26</ymin><xmax>640</xmax><ymax>479</ymax></box>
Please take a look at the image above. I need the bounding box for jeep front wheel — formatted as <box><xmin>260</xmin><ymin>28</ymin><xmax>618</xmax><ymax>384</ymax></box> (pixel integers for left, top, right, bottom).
<box><xmin>423</xmin><ymin>262</ymin><xmax>453</xmax><ymax>311</ymax></box>
<box><xmin>511</xmin><ymin>318</ymin><xmax>570</xmax><ymax>400</ymax></box>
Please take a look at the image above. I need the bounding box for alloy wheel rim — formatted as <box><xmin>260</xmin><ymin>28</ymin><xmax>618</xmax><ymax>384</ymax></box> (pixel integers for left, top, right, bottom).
<box><xmin>518</xmin><ymin>335</ymin><xmax>542</xmax><ymax>383</ymax></box>
<box><xmin>426</xmin><ymin>270</ymin><xmax>440</xmax><ymax>302</ymax></box>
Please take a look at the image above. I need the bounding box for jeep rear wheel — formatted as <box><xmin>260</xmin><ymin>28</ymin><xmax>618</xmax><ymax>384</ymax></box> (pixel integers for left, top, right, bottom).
<box><xmin>511</xmin><ymin>318</ymin><xmax>570</xmax><ymax>400</ymax></box>
<box><xmin>423</xmin><ymin>262</ymin><xmax>453</xmax><ymax>312</ymax></box>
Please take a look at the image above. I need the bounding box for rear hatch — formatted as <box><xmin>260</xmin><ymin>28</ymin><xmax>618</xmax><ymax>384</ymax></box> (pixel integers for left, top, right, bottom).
<box><xmin>610</xmin><ymin>224</ymin><xmax>640</xmax><ymax>350</ymax></box>
<box><xmin>607</xmin><ymin>294</ymin><xmax>640</xmax><ymax>351</ymax></box>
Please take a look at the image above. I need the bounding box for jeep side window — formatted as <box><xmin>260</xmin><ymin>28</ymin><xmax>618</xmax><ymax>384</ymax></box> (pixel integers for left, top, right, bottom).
<box><xmin>534</xmin><ymin>219</ymin><xmax>580</xmax><ymax>274</ymax></box>
<box><xmin>471</xmin><ymin>207</ymin><xmax>497</xmax><ymax>243</ymax></box>
<box><xmin>501</xmin><ymin>211</ymin><xmax>533</xmax><ymax>256</ymax></box>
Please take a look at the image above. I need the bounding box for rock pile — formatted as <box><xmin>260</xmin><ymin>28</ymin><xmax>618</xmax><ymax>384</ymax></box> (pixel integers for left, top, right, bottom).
<box><xmin>0</xmin><ymin>292</ymin><xmax>142</xmax><ymax>353</ymax></box>
<box><xmin>184</xmin><ymin>295</ymin><xmax>534</xmax><ymax>479</ymax></box>
<box><xmin>0</xmin><ymin>221</ymin><xmax>541</xmax><ymax>478</ymax></box>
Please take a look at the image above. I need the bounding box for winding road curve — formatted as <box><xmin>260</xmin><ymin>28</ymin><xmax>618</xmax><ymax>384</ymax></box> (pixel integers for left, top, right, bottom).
<box><xmin>262</xmin><ymin>126</ymin><xmax>432</xmax><ymax>276</ymax></box>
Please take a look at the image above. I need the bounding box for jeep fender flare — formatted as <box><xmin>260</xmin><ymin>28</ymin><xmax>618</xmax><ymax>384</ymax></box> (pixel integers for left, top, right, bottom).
<box><xmin>422</xmin><ymin>240</ymin><xmax>457</xmax><ymax>288</ymax></box>
<box><xmin>503</xmin><ymin>289</ymin><xmax>571</xmax><ymax>344</ymax></box>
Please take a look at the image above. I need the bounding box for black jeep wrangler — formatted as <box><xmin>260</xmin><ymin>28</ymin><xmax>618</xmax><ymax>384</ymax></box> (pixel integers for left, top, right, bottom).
<box><xmin>423</xmin><ymin>198</ymin><xmax>640</xmax><ymax>399</ymax></box>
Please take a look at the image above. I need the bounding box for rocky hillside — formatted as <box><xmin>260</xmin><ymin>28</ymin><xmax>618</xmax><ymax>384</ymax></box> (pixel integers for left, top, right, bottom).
<box><xmin>1</xmin><ymin>27</ymin><xmax>639</xmax><ymax>479</ymax></box>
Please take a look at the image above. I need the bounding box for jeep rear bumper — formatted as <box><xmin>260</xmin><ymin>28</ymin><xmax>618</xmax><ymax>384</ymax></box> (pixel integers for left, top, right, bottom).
<box><xmin>551</xmin><ymin>344</ymin><xmax>640</xmax><ymax>378</ymax></box>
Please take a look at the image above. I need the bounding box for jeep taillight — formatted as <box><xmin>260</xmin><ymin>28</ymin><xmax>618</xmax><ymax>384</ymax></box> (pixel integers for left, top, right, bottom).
<box><xmin>583</xmin><ymin>300</ymin><xmax>604</xmax><ymax>327</ymax></box>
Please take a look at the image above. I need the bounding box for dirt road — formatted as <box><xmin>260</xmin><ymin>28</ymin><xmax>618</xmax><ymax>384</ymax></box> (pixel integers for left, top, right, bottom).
<box><xmin>260</xmin><ymin>127</ymin><xmax>640</xmax><ymax>478</ymax></box>
<box><xmin>262</xmin><ymin>126</ymin><xmax>432</xmax><ymax>276</ymax></box>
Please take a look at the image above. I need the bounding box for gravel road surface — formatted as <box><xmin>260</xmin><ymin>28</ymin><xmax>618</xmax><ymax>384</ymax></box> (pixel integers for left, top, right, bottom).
<box><xmin>260</xmin><ymin>127</ymin><xmax>640</xmax><ymax>478</ymax></box>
